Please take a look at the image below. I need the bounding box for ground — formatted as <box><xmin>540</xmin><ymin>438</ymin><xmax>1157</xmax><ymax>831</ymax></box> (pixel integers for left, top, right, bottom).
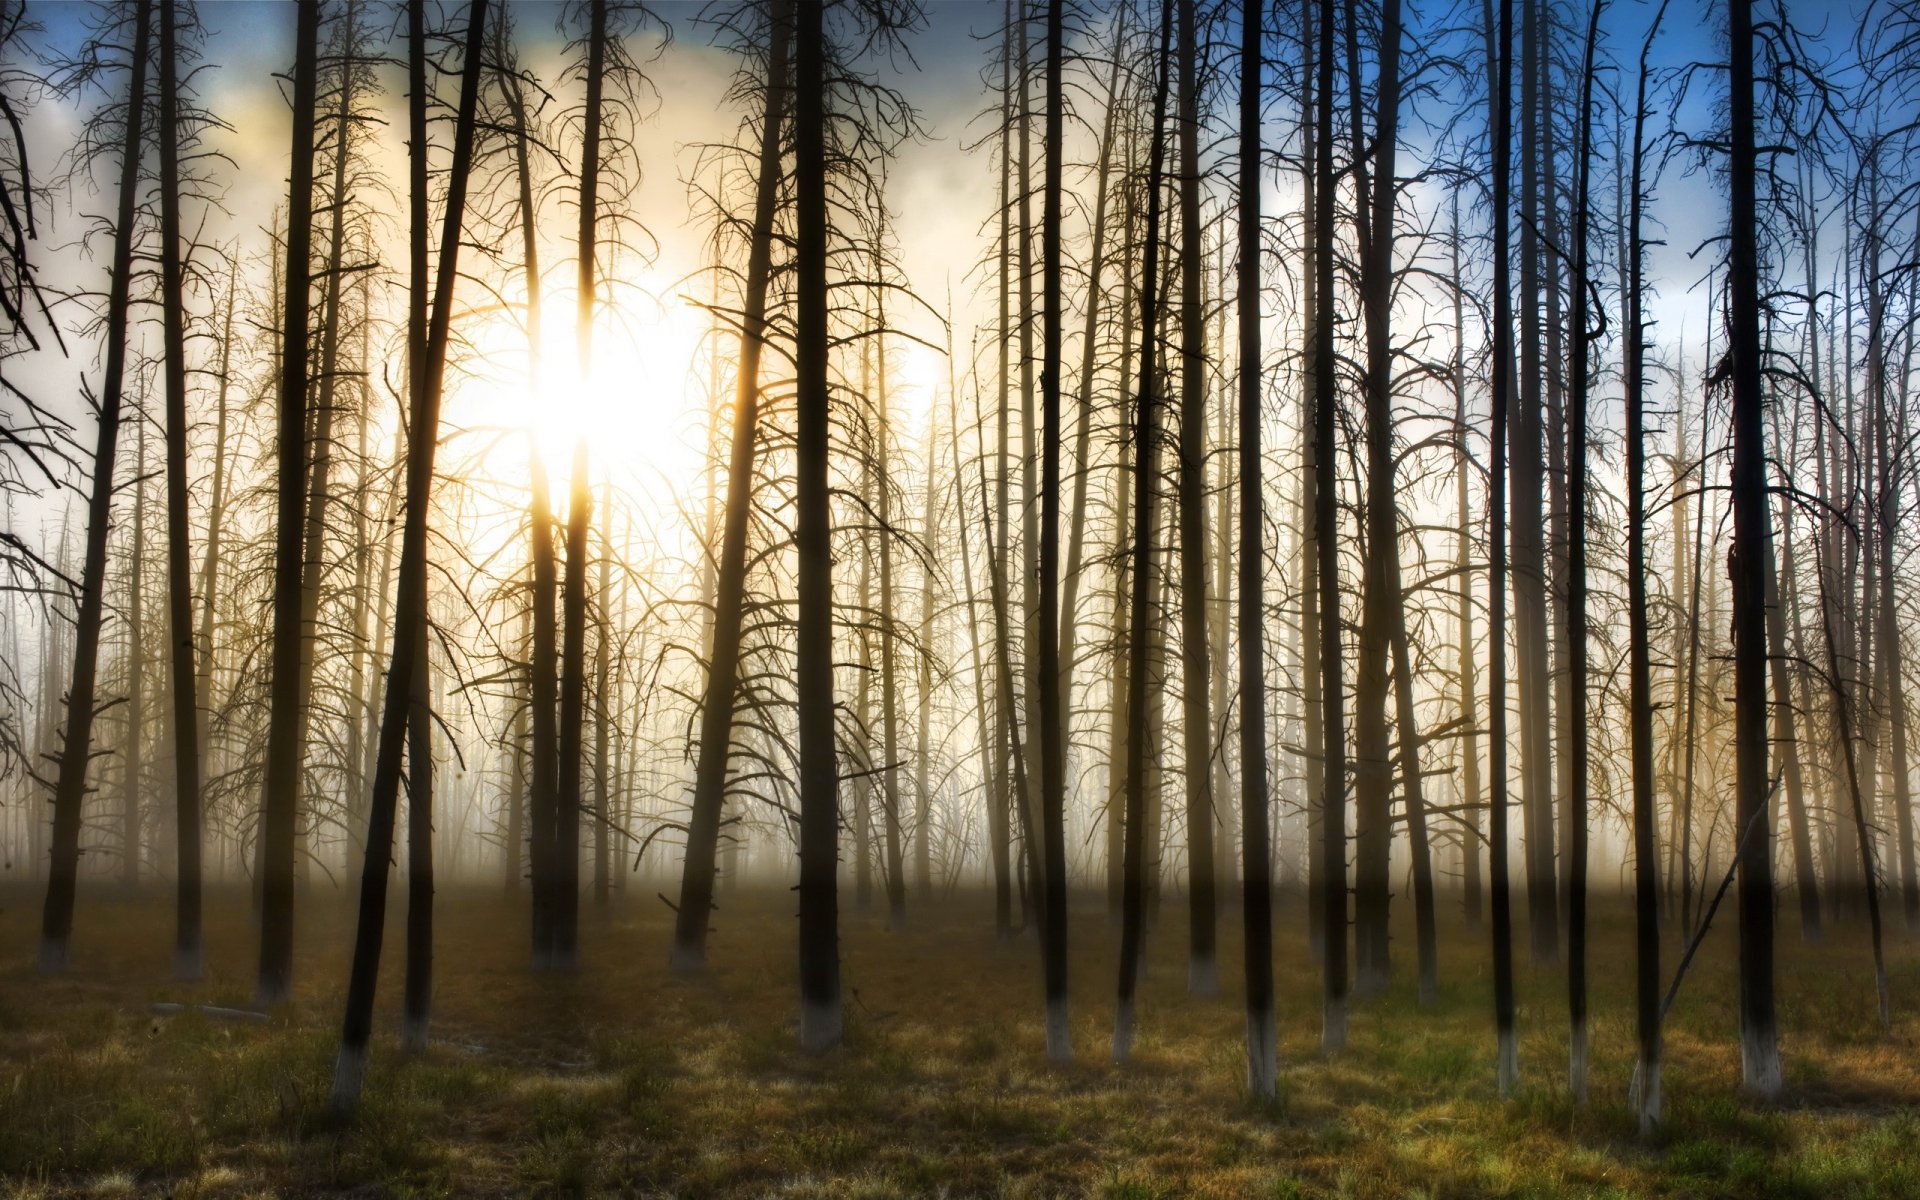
<box><xmin>1</xmin><ymin>880</ymin><xmax>1916</xmax><ymax>1198</ymax></box>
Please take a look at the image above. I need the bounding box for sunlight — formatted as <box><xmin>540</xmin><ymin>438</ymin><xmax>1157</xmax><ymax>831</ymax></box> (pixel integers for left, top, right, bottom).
<box><xmin>525</xmin><ymin>293</ymin><xmax>710</xmax><ymax>495</ymax></box>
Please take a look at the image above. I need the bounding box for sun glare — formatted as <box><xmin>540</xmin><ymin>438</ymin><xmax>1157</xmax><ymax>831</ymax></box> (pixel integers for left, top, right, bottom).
<box><xmin>528</xmin><ymin>296</ymin><xmax>711</xmax><ymax>488</ymax></box>
<box><xmin>460</xmin><ymin>285</ymin><xmax>713</xmax><ymax>516</ymax></box>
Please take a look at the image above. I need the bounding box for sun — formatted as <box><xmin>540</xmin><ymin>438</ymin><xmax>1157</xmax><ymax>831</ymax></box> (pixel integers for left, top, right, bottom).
<box><xmin>524</xmin><ymin>296</ymin><xmax>711</xmax><ymax>492</ymax></box>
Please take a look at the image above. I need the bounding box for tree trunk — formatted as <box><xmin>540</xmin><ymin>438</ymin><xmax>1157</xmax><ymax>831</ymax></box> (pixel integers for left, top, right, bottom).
<box><xmin>1312</xmin><ymin>0</ymin><xmax>1347</xmax><ymax>1054</ymax></box>
<box><xmin>156</xmin><ymin>0</ymin><xmax>204</xmax><ymax>981</ymax></box>
<box><xmin>254</xmin><ymin>0</ymin><xmax>320</xmax><ymax>1005</ymax></box>
<box><xmin>1172</xmin><ymin>0</ymin><xmax>1217</xmax><ymax>998</ymax></box>
<box><xmin>125</xmin><ymin>418</ymin><xmax>147</xmax><ymax>885</ymax></box>
<box><xmin>1726</xmin><ymin>0</ymin><xmax>1781</xmax><ymax>1099</ymax></box>
<box><xmin>402</xmin><ymin>607</ymin><xmax>433</xmax><ymax>1052</ymax></box>
<box><xmin>553</xmin><ymin>0</ymin><xmax>608</xmax><ymax>973</ymax></box>
<box><xmin>669</xmin><ymin>0</ymin><xmax>788</xmax><ymax>967</ymax></box>
<box><xmin>793</xmin><ymin>0</ymin><xmax>841</xmax><ymax>1055</ymax></box>
<box><xmin>331</xmin><ymin>0</ymin><xmax>487</xmax><ymax>1112</ymax></box>
<box><xmin>1056</xmin><ymin>7</ymin><xmax>1125</xmax><ymax>850</ymax></box>
<box><xmin>1297</xmin><ymin>0</ymin><xmax>1325</xmax><ymax>962</ymax></box>
<box><xmin>194</xmin><ymin>258</ymin><xmax>239</xmax><ymax>781</ymax></box>
<box><xmin>992</xmin><ymin>0</ymin><xmax>1018</xmax><ymax>940</ymax></box>
<box><xmin>1487</xmin><ymin>0</ymin><xmax>1519</xmax><ymax>1096</ymax></box>
<box><xmin>913</xmin><ymin>407</ymin><xmax>938</xmax><ymax>903</ymax></box>
<box><xmin>291</xmin><ymin>0</ymin><xmax>362</xmax><ymax>891</ymax></box>
<box><xmin>555</xmin><ymin>443</ymin><xmax>590</xmax><ymax>968</ymax></box>
<box><xmin>1236</xmin><ymin>0</ymin><xmax>1276</xmax><ymax>1100</ymax></box>
<box><xmin>1563</xmin><ymin>0</ymin><xmax>1602</xmax><ymax>1103</ymax></box>
<box><xmin>1624</xmin><ymin>6</ymin><xmax>1665</xmax><ymax>1131</ymax></box>
<box><xmin>1114</xmin><ymin>0</ymin><xmax>1173</xmax><ymax>1065</ymax></box>
<box><xmin>593</xmin><ymin>481</ymin><xmax>612</xmax><ymax>908</ymax></box>
<box><xmin>1035</xmin><ymin>0</ymin><xmax>1071</xmax><ymax>1060</ymax></box>
<box><xmin>1450</xmin><ymin>192</ymin><xmax>1483</xmax><ymax>930</ymax></box>
<box><xmin>1513</xmin><ymin>0</ymin><xmax>1559</xmax><ymax>966</ymax></box>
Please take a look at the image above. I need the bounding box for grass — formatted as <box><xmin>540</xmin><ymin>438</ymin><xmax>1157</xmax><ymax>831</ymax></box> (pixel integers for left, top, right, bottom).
<box><xmin>1</xmin><ymin>880</ymin><xmax>1917</xmax><ymax>1197</ymax></box>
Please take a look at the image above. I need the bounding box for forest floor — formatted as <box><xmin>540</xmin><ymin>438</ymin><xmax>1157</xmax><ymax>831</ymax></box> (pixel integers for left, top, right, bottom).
<box><xmin>1</xmin><ymin>881</ymin><xmax>1918</xmax><ymax>1198</ymax></box>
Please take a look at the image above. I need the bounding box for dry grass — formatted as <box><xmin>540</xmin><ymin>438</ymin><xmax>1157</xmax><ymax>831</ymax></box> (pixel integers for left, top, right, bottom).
<box><xmin>1</xmin><ymin>880</ymin><xmax>1917</xmax><ymax>1197</ymax></box>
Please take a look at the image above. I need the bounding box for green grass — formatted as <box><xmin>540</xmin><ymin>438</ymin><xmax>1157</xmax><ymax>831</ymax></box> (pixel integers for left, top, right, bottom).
<box><xmin>1</xmin><ymin>882</ymin><xmax>1917</xmax><ymax>1197</ymax></box>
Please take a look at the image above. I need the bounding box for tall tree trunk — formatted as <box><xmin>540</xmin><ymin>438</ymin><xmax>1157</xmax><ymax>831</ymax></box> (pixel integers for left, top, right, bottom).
<box><xmin>593</xmin><ymin>480</ymin><xmax>612</xmax><ymax>907</ymax></box>
<box><xmin>1513</xmin><ymin>0</ymin><xmax>1559</xmax><ymax>966</ymax></box>
<box><xmin>554</xmin><ymin>0</ymin><xmax>608</xmax><ymax>972</ymax></box>
<box><xmin>194</xmin><ymin>258</ymin><xmax>238</xmax><ymax>778</ymax></box>
<box><xmin>254</xmin><ymin>0</ymin><xmax>320</xmax><ymax>1005</ymax></box>
<box><xmin>670</xmin><ymin>0</ymin><xmax>790</xmax><ymax>968</ymax></box>
<box><xmin>951</xmin><ymin>381</ymin><xmax>1006</xmax><ymax>923</ymax></box>
<box><xmin>344</xmin><ymin>276</ymin><xmax>377</xmax><ymax>857</ymax></box>
<box><xmin>156</xmin><ymin>0</ymin><xmax>203</xmax><ymax>981</ymax></box>
<box><xmin>125</xmin><ymin>418</ymin><xmax>147</xmax><ymax>885</ymax></box>
<box><xmin>289</xmin><ymin>0</ymin><xmax>363</xmax><ymax>889</ymax></box>
<box><xmin>402</xmin><ymin>605</ymin><xmax>433</xmax><ymax>1052</ymax></box>
<box><xmin>1726</xmin><ymin>0</ymin><xmax>1781</xmax><ymax>1099</ymax></box>
<box><xmin>877</xmin><ymin>310</ymin><xmax>907</xmax><ymax>929</ymax></box>
<box><xmin>1677</xmin><ymin>388</ymin><xmax>1710</xmax><ymax>930</ymax></box>
<box><xmin>1057</xmin><ymin>6</ymin><xmax>1127</xmax><ymax>844</ymax></box>
<box><xmin>1236</xmin><ymin>0</ymin><xmax>1276</xmax><ymax>1100</ymax></box>
<box><xmin>555</xmin><ymin>444</ymin><xmax>590</xmax><ymax>968</ymax></box>
<box><xmin>913</xmin><ymin>407</ymin><xmax>938</xmax><ymax>903</ymax></box>
<box><xmin>1769</xmin><ymin>486</ymin><xmax>1821</xmax><ymax>940</ymax></box>
<box><xmin>1487</xmin><ymin>0</ymin><xmax>1519</xmax><ymax>1096</ymax></box>
<box><xmin>1015</xmin><ymin>1</ymin><xmax>1044</xmax><ymax>934</ymax></box>
<box><xmin>1451</xmin><ymin>192</ymin><xmax>1483</xmax><ymax>930</ymax></box>
<box><xmin>1298</xmin><ymin>0</ymin><xmax>1325</xmax><ymax>962</ymax></box>
<box><xmin>1114</xmin><ymin>0</ymin><xmax>1173</xmax><ymax>1064</ymax></box>
<box><xmin>998</xmin><ymin>0</ymin><xmax>1029</xmax><ymax>944</ymax></box>
<box><xmin>528</xmin><ymin>449</ymin><xmax>560</xmax><ymax>964</ymax></box>
<box><xmin>854</xmin><ymin>380</ymin><xmax>875</xmax><ymax>910</ymax></box>
<box><xmin>793</xmin><ymin>0</ymin><xmax>842</xmax><ymax>1055</ymax></box>
<box><xmin>1172</xmin><ymin>0</ymin><xmax>1217</xmax><ymax>998</ymax></box>
<box><xmin>1312</xmin><ymin>0</ymin><xmax>1347</xmax><ymax>1054</ymax></box>
<box><xmin>1351</xmin><ymin>0</ymin><xmax>1414</xmax><ymax>999</ymax></box>
<box><xmin>1035</xmin><ymin>0</ymin><xmax>1071</xmax><ymax>1060</ymax></box>
<box><xmin>1625</xmin><ymin>5</ymin><xmax>1666</xmax><ymax>1131</ymax></box>
<box><xmin>1563</xmin><ymin>0</ymin><xmax>1602</xmax><ymax>1103</ymax></box>
<box><xmin>331</xmin><ymin>0</ymin><xmax>487</xmax><ymax>1112</ymax></box>
<box><xmin>507</xmin><ymin>605</ymin><xmax>528</xmax><ymax>893</ymax></box>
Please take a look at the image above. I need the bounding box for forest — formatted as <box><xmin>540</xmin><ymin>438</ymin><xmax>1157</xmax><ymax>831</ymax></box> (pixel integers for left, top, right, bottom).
<box><xmin>1</xmin><ymin>0</ymin><xmax>1919</xmax><ymax>1194</ymax></box>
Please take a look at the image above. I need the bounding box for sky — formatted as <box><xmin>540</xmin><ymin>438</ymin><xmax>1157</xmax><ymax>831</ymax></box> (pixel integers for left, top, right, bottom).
<box><xmin>5</xmin><ymin>0</ymin><xmax>1871</xmax><ymax>568</ymax></box>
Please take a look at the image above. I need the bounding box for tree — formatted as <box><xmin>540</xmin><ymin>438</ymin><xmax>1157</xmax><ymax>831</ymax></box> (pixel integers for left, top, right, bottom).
<box><xmin>1624</xmin><ymin>0</ymin><xmax>1669</xmax><ymax>1134</ymax></box>
<box><xmin>156</xmin><ymin>0</ymin><xmax>205</xmax><ymax>983</ymax></box>
<box><xmin>667</xmin><ymin>0</ymin><xmax>790</xmax><ymax>969</ymax></box>
<box><xmin>792</xmin><ymin>0</ymin><xmax>841</xmax><ymax>1056</ymax></box>
<box><xmin>1235</xmin><ymin>0</ymin><xmax>1276</xmax><ymax>1101</ymax></box>
<box><xmin>1726</xmin><ymin>0</ymin><xmax>1782</xmax><ymax>1100</ymax></box>
<box><xmin>1563</xmin><ymin>0</ymin><xmax>1604</xmax><ymax>1105</ymax></box>
<box><xmin>1311</xmin><ymin>0</ymin><xmax>1347</xmax><ymax>1054</ymax></box>
<box><xmin>39</xmin><ymin>0</ymin><xmax>152</xmax><ymax>974</ymax></box>
<box><xmin>332</xmin><ymin>0</ymin><xmax>489</xmax><ymax>1114</ymax></box>
<box><xmin>1487</xmin><ymin>0</ymin><xmax>1519</xmax><ymax>1097</ymax></box>
<box><xmin>1114</xmin><ymin>0</ymin><xmax>1173</xmax><ymax>1066</ymax></box>
<box><xmin>1036</xmin><ymin>0</ymin><xmax>1071</xmax><ymax>1063</ymax></box>
<box><xmin>1172</xmin><ymin>0</ymin><xmax>1216</xmax><ymax>999</ymax></box>
<box><xmin>255</xmin><ymin>0</ymin><xmax>320</xmax><ymax>1006</ymax></box>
